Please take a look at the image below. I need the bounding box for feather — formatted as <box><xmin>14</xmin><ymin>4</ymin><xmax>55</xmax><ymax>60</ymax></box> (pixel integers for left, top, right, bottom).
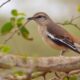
<box><xmin>46</xmin><ymin>32</ymin><xmax>80</xmax><ymax>54</ymax></box>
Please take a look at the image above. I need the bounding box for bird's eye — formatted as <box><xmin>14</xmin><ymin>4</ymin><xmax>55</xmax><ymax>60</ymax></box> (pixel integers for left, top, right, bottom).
<box><xmin>36</xmin><ymin>16</ymin><xmax>43</xmax><ymax>18</ymax></box>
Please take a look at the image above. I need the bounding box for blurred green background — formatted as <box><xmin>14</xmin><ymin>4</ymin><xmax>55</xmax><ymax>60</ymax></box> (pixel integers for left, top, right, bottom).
<box><xmin>0</xmin><ymin>0</ymin><xmax>80</xmax><ymax>56</ymax></box>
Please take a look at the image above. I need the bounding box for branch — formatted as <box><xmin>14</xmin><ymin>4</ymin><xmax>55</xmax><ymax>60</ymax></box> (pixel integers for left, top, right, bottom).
<box><xmin>70</xmin><ymin>16</ymin><xmax>80</xmax><ymax>22</ymax></box>
<box><xmin>0</xmin><ymin>54</ymin><xmax>80</xmax><ymax>79</ymax></box>
<box><xmin>57</xmin><ymin>16</ymin><xmax>80</xmax><ymax>31</ymax></box>
<box><xmin>0</xmin><ymin>0</ymin><xmax>11</xmax><ymax>8</ymax></box>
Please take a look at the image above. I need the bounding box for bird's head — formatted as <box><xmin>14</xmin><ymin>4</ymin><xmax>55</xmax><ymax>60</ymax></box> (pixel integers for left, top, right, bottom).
<box><xmin>27</xmin><ymin>12</ymin><xmax>51</xmax><ymax>26</ymax></box>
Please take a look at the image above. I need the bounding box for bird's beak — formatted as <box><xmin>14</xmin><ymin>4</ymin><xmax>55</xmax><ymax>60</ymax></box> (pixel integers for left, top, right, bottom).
<box><xmin>27</xmin><ymin>17</ymin><xmax>35</xmax><ymax>21</ymax></box>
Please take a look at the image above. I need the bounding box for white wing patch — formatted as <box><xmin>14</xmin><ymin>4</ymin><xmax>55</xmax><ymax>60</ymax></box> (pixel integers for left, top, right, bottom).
<box><xmin>46</xmin><ymin>32</ymin><xmax>55</xmax><ymax>39</ymax></box>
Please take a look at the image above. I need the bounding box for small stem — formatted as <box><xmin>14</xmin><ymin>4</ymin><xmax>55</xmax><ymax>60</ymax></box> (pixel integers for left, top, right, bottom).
<box><xmin>55</xmin><ymin>72</ymin><xmax>61</xmax><ymax>79</ymax></box>
<box><xmin>70</xmin><ymin>16</ymin><xmax>80</xmax><ymax>22</ymax></box>
<box><xmin>0</xmin><ymin>0</ymin><xmax>11</xmax><ymax>8</ymax></box>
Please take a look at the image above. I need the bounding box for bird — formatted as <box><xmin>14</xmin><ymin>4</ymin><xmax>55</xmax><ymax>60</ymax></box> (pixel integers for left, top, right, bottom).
<box><xmin>27</xmin><ymin>12</ymin><xmax>80</xmax><ymax>55</ymax></box>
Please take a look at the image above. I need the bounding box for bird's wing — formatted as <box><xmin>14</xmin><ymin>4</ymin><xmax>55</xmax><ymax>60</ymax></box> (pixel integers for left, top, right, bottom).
<box><xmin>46</xmin><ymin>31</ymin><xmax>80</xmax><ymax>54</ymax></box>
<box><xmin>46</xmin><ymin>22</ymin><xmax>80</xmax><ymax>54</ymax></box>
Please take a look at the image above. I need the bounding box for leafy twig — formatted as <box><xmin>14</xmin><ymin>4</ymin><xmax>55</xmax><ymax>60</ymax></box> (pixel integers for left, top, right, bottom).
<box><xmin>0</xmin><ymin>0</ymin><xmax>11</xmax><ymax>8</ymax></box>
<box><xmin>3</xmin><ymin>20</ymin><xmax>29</xmax><ymax>44</ymax></box>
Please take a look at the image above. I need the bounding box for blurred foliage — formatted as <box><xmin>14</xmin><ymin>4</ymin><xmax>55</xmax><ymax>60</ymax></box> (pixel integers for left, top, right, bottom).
<box><xmin>0</xmin><ymin>9</ymin><xmax>32</xmax><ymax>41</ymax></box>
<box><xmin>1</xmin><ymin>22</ymin><xmax>13</xmax><ymax>35</ymax></box>
<box><xmin>64</xmin><ymin>75</ymin><xmax>77</xmax><ymax>80</ymax></box>
<box><xmin>70</xmin><ymin>76</ymin><xmax>77</xmax><ymax>80</ymax></box>
<box><xmin>0</xmin><ymin>45</ymin><xmax>11</xmax><ymax>54</ymax></box>
<box><xmin>11</xmin><ymin>9</ymin><xmax>18</xmax><ymax>16</ymax></box>
<box><xmin>19</xmin><ymin>26</ymin><xmax>33</xmax><ymax>40</ymax></box>
<box><xmin>77</xmin><ymin>4</ymin><xmax>80</xmax><ymax>12</ymax></box>
<box><xmin>13</xmin><ymin>71</ymin><xmax>25</xmax><ymax>76</ymax></box>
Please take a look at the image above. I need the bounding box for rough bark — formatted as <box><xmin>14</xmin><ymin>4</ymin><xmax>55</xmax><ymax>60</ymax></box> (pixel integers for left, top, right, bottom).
<box><xmin>0</xmin><ymin>54</ymin><xmax>80</xmax><ymax>80</ymax></box>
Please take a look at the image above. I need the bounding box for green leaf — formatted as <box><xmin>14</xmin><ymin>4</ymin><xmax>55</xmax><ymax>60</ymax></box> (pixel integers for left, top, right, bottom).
<box><xmin>19</xmin><ymin>26</ymin><xmax>33</xmax><ymax>40</ymax></box>
<box><xmin>0</xmin><ymin>45</ymin><xmax>11</xmax><ymax>54</ymax></box>
<box><xmin>1</xmin><ymin>22</ymin><xmax>13</xmax><ymax>35</ymax></box>
<box><xmin>64</xmin><ymin>76</ymin><xmax>77</xmax><ymax>80</ymax></box>
<box><xmin>11</xmin><ymin>9</ymin><xmax>18</xmax><ymax>16</ymax></box>
<box><xmin>17</xmin><ymin>17</ymin><xmax>25</xmax><ymax>26</ymax></box>
<box><xmin>64</xmin><ymin>77</ymin><xmax>69</xmax><ymax>80</ymax></box>
<box><xmin>14</xmin><ymin>71</ymin><xmax>25</xmax><ymax>76</ymax></box>
<box><xmin>69</xmin><ymin>76</ymin><xmax>77</xmax><ymax>80</ymax></box>
<box><xmin>77</xmin><ymin>4</ymin><xmax>80</xmax><ymax>12</ymax></box>
<box><xmin>19</xmin><ymin>26</ymin><xmax>29</xmax><ymax>38</ymax></box>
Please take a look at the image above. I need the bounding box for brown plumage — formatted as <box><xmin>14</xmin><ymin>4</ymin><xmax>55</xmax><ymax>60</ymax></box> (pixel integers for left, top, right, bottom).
<box><xmin>27</xmin><ymin>12</ymin><xmax>80</xmax><ymax>55</ymax></box>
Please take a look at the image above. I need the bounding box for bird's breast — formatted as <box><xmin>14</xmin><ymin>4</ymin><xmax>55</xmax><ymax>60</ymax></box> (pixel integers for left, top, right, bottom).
<box><xmin>38</xmin><ymin>26</ymin><xmax>65</xmax><ymax>50</ymax></box>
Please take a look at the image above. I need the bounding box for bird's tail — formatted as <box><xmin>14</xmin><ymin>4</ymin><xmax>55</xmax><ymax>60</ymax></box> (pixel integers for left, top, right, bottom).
<box><xmin>73</xmin><ymin>35</ymin><xmax>80</xmax><ymax>54</ymax></box>
<box><xmin>72</xmin><ymin>35</ymin><xmax>80</xmax><ymax>54</ymax></box>
<box><xmin>74</xmin><ymin>43</ymin><xmax>80</xmax><ymax>54</ymax></box>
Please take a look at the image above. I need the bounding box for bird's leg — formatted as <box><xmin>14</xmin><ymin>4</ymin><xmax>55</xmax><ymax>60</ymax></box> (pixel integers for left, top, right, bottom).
<box><xmin>60</xmin><ymin>49</ymin><xmax>67</xmax><ymax>56</ymax></box>
<box><xmin>60</xmin><ymin>50</ymin><xmax>66</xmax><ymax>56</ymax></box>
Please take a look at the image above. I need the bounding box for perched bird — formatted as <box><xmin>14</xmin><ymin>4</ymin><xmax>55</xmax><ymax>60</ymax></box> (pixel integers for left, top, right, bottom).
<box><xmin>27</xmin><ymin>12</ymin><xmax>80</xmax><ymax>55</ymax></box>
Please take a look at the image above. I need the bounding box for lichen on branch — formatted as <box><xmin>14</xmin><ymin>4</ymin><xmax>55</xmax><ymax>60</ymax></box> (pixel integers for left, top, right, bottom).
<box><xmin>0</xmin><ymin>54</ymin><xmax>80</xmax><ymax>80</ymax></box>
